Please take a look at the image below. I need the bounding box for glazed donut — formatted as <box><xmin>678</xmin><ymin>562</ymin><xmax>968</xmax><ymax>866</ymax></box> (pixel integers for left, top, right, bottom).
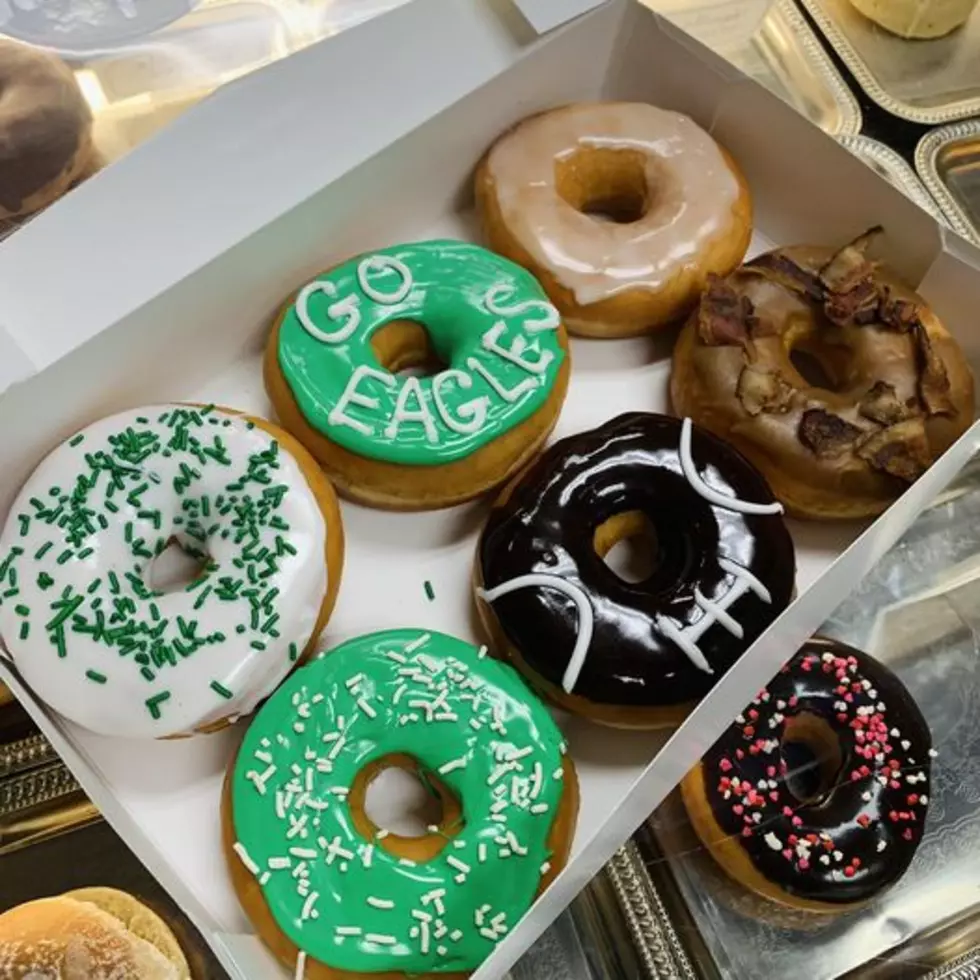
<box><xmin>0</xmin><ymin>39</ymin><xmax>95</xmax><ymax>219</ymax></box>
<box><xmin>476</xmin><ymin>102</ymin><xmax>752</xmax><ymax>338</ymax></box>
<box><xmin>0</xmin><ymin>405</ymin><xmax>344</xmax><ymax>738</ymax></box>
<box><xmin>265</xmin><ymin>240</ymin><xmax>570</xmax><ymax>510</ymax></box>
<box><xmin>670</xmin><ymin>229</ymin><xmax>975</xmax><ymax>520</ymax></box>
<box><xmin>476</xmin><ymin>413</ymin><xmax>795</xmax><ymax>729</ymax></box>
<box><xmin>224</xmin><ymin>628</ymin><xmax>577</xmax><ymax>978</ymax></box>
<box><xmin>682</xmin><ymin>637</ymin><xmax>933</xmax><ymax>911</ymax></box>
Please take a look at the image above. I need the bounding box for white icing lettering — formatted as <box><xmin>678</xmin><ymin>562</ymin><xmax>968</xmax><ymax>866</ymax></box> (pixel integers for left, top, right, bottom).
<box><xmin>384</xmin><ymin>377</ymin><xmax>439</xmax><ymax>444</ymax></box>
<box><xmin>482</xmin><ymin>321</ymin><xmax>554</xmax><ymax>375</ymax></box>
<box><xmin>655</xmin><ymin>557</ymin><xmax>773</xmax><ymax>675</ymax></box>
<box><xmin>297</xmin><ymin>280</ymin><xmax>363</xmax><ymax>345</ymax></box>
<box><xmin>357</xmin><ymin>254</ymin><xmax>413</xmax><ymax>305</ymax></box>
<box><xmin>478</xmin><ymin>574</ymin><xmax>594</xmax><ymax>694</ymax></box>
<box><xmin>328</xmin><ymin>365</ymin><xmax>396</xmax><ymax>436</ymax></box>
<box><xmin>432</xmin><ymin>370</ymin><xmax>489</xmax><ymax>436</ymax></box>
<box><xmin>484</xmin><ymin>283</ymin><xmax>561</xmax><ymax>333</ymax></box>
<box><xmin>467</xmin><ymin>356</ymin><xmax>537</xmax><ymax>403</ymax></box>
<box><xmin>679</xmin><ymin>418</ymin><xmax>784</xmax><ymax>516</ymax></box>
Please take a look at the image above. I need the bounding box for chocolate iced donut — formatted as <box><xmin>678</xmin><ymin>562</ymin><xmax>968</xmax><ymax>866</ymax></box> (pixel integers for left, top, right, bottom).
<box><xmin>682</xmin><ymin>637</ymin><xmax>933</xmax><ymax>911</ymax></box>
<box><xmin>0</xmin><ymin>39</ymin><xmax>95</xmax><ymax>219</ymax></box>
<box><xmin>475</xmin><ymin>413</ymin><xmax>795</xmax><ymax>729</ymax></box>
<box><xmin>671</xmin><ymin>228</ymin><xmax>974</xmax><ymax>520</ymax></box>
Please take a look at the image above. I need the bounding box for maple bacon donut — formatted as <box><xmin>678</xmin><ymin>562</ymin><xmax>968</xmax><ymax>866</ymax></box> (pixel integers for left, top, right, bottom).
<box><xmin>225</xmin><ymin>628</ymin><xmax>577</xmax><ymax>978</ymax></box>
<box><xmin>682</xmin><ymin>637</ymin><xmax>933</xmax><ymax>911</ymax></box>
<box><xmin>671</xmin><ymin>229</ymin><xmax>974</xmax><ymax>519</ymax></box>
<box><xmin>476</xmin><ymin>102</ymin><xmax>752</xmax><ymax>338</ymax></box>
<box><xmin>0</xmin><ymin>405</ymin><xmax>343</xmax><ymax>738</ymax></box>
<box><xmin>476</xmin><ymin>413</ymin><xmax>795</xmax><ymax>729</ymax></box>
<box><xmin>266</xmin><ymin>240</ymin><xmax>570</xmax><ymax>511</ymax></box>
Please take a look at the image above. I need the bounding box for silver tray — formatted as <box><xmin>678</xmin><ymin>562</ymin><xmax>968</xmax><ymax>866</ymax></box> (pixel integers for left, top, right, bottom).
<box><xmin>838</xmin><ymin>134</ymin><xmax>948</xmax><ymax>223</ymax></box>
<box><xmin>609</xmin><ymin>447</ymin><xmax>980</xmax><ymax>979</ymax></box>
<box><xmin>798</xmin><ymin>0</ymin><xmax>980</xmax><ymax>124</ymax></box>
<box><xmin>916</xmin><ymin>120</ymin><xmax>980</xmax><ymax>247</ymax></box>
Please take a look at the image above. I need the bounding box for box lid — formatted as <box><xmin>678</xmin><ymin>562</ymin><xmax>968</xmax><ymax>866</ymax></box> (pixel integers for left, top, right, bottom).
<box><xmin>510</xmin><ymin>0</ymin><xmax>609</xmax><ymax>32</ymax></box>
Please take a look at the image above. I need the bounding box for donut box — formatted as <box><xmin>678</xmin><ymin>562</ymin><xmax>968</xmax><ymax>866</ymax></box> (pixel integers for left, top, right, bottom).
<box><xmin>1</xmin><ymin>0</ymin><xmax>980</xmax><ymax>977</ymax></box>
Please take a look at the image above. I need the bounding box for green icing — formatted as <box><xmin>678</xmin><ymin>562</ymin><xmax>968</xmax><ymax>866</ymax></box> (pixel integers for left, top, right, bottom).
<box><xmin>231</xmin><ymin>628</ymin><xmax>568</xmax><ymax>974</ymax></box>
<box><xmin>276</xmin><ymin>240</ymin><xmax>565</xmax><ymax>466</ymax></box>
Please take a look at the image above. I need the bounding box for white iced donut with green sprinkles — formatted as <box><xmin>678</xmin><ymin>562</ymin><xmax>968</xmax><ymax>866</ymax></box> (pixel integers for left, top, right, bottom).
<box><xmin>0</xmin><ymin>404</ymin><xmax>344</xmax><ymax>739</ymax></box>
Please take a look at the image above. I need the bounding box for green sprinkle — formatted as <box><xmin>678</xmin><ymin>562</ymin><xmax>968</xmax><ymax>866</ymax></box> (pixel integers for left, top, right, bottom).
<box><xmin>34</xmin><ymin>542</ymin><xmax>53</xmax><ymax>560</ymax></box>
<box><xmin>19</xmin><ymin>622</ymin><xmax>29</xmax><ymax>640</ymax></box>
<box><xmin>250</xmin><ymin>640</ymin><xmax>266</xmax><ymax>651</ymax></box>
<box><xmin>18</xmin><ymin>515</ymin><xmax>29</xmax><ymax>537</ymax></box>
<box><xmin>69</xmin><ymin>434</ymin><xmax>85</xmax><ymax>447</ymax></box>
<box><xmin>424</xmin><ymin>580</ymin><xmax>435</xmax><ymax>601</ymax></box>
<box><xmin>145</xmin><ymin>691</ymin><xmax>171</xmax><ymax>720</ymax></box>
<box><xmin>108</xmin><ymin>572</ymin><xmax>121</xmax><ymax>594</ymax></box>
<box><xmin>77</xmin><ymin>547</ymin><xmax>94</xmax><ymax>560</ymax></box>
<box><xmin>14</xmin><ymin>604</ymin><xmax>29</xmax><ymax>616</ymax></box>
<box><xmin>289</xmin><ymin>642</ymin><xmax>299</xmax><ymax>662</ymax></box>
<box><xmin>210</xmin><ymin>680</ymin><xmax>233</xmax><ymax>700</ymax></box>
<box><xmin>37</xmin><ymin>573</ymin><xmax>55</xmax><ymax>590</ymax></box>
<box><xmin>56</xmin><ymin>549</ymin><xmax>73</xmax><ymax>565</ymax></box>
<box><xmin>140</xmin><ymin>666</ymin><xmax>156</xmax><ymax>682</ymax></box>
<box><xmin>85</xmin><ymin>669</ymin><xmax>107</xmax><ymax>684</ymax></box>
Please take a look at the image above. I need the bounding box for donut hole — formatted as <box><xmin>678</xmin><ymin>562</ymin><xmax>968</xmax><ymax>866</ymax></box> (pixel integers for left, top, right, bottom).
<box><xmin>144</xmin><ymin>537</ymin><xmax>210</xmax><ymax>593</ymax></box>
<box><xmin>349</xmin><ymin>753</ymin><xmax>463</xmax><ymax>862</ymax></box>
<box><xmin>556</xmin><ymin>148</ymin><xmax>650</xmax><ymax>225</ymax></box>
<box><xmin>593</xmin><ymin>510</ymin><xmax>659</xmax><ymax>584</ymax></box>
<box><xmin>789</xmin><ymin>347</ymin><xmax>838</xmax><ymax>392</ymax></box>
<box><xmin>371</xmin><ymin>320</ymin><xmax>447</xmax><ymax>379</ymax></box>
<box><xmin>780</xmin><ymin>714</ymin><xmax>843</xmax><ymax>805</ymax></box>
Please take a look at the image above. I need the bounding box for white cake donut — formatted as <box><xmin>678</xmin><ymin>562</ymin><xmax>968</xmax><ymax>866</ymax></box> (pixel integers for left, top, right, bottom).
<box><xmin>0</xmin><ymin>405</ymin><xmax>344</xmax><ymax>739</ymax></box>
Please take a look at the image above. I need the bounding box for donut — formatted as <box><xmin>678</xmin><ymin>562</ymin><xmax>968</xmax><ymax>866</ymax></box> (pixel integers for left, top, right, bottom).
<box><xmin>682</xmin><ymin>637</ymin><xmax>933</xmax><ymax>911</ymax></box>
<box><xmin>0</xmin><ymin>39</ymin><xmax>96</xmax><ymax>219</ymax></box>
<box><xmin>670</xmin><ymin>229</ymin><xmax>975</xmax><ymax>520</ymax></box>
<box><xmin>476</xmin><ymin>102</ymin><xmax>752</xmax><ymax>338</ymax></box>
<box><xmin>475</xmin><ymin>413</ymin><xmax>795</xmax><ymax>729</ymax></box>
<box><xmin>223</xmin><ymin>627</ymin><xmax>577</xmax><ymax>978</ymax></box>
<box><xmin>265</xmin><ymin>240</ymin><xmax>570</xmax><ymax>511</ymax></box>
<box><xmin>0</xmin><ymin>405</ymin><xmax>344</xmax><ymax>738</ymax></box>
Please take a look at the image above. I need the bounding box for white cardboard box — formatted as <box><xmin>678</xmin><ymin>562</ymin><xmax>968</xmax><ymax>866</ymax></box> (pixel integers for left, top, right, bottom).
<box><xmin>2</xmin><ymin>1</ymin><xmax>980</xmax><ymax>977</ymax></box>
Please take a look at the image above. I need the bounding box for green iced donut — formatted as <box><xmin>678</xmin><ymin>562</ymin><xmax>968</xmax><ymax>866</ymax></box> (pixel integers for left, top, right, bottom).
<box><xmin>227</xmin><ymin>627</ymin><xmax>573</xmax><ymax>975</ymax></box>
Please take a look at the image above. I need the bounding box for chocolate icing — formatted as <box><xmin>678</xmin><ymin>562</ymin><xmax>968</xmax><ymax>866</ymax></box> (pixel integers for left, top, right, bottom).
<box><xmin>478</xmin><ymin>413</ymin><xmax>795</xmax><ymax>708</ymax></box>
<box><xmin>699</xmin><ymin>637</ymin><xmax>932</xmax><ymax>905</ymax></box>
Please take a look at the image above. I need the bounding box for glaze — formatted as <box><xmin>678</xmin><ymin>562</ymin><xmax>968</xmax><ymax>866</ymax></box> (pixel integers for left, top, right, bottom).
<box><xmin>230</xmin><ymin>628</ymin><xmax>568</xmax><ymax>974</ymax></box>
<box><xmin>484</xmin><ymin>103</ymin><xmax>740</xmax><ymax>307</ymax></box>
<box><xmin>697</xmin><ymin>637</ymin><xmax>932</xmax><ymax>904</ymax></box>
<box><xmin>478</xmin><ymin>414</ymin><xmax>794</xmax><ymax>708</ymax></box>
<box><xmin>277</xmin><ymin>241</ymin><xmax>565</xmax><ymax>466</ymax></box>
<box><xmin>0</xmin><ymin>406</ymin><xmax>328</xmax><ymax>738</ymax></box>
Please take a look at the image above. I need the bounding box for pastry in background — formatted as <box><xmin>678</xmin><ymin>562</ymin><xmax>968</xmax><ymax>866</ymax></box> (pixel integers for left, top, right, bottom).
<box><xmin>0</xmin><ymin>39</ymin><xmax>97</xmax><ymax>220</ymax></box>
<box><xmin>477</xmin><ymin>102</ymin><xmax>752</xmax><ymax>337</ymax></box>
<box><xmin>476</xmin><ymin>413</ymin><xmax>795</xmax><ymax>729</ymax></box>
<box><xmin>682</xmin><ymin>637</ymin><xmax>933</xmax><ymax>911</ymax></box>
<box><xmin>0</xmin><ymin>405</ymin><xmax>344</xmax><ymax>739</ymax></box>
<box><xmin>671</xmin><ymin>229</ymin><xmax>974</xmax><ymax>520</ymax></box>
<box><xmin>849</xmin><ymin>0</ymin><xmax>977</xmax><ymax>38</ymax></box>
<box><xmin>224</xmin><ymin>628</ymin><xmax>577</xmax><ymax>977</ymax></box>
<box><xmin>266</xmin><ymin>240</ymin><xmax>569</xmax><ymax>510</ymax></box>
<box><xmin>0</xmin><ymin>886</ymin><xmax>192</xmax><ymax>978</ymax></box>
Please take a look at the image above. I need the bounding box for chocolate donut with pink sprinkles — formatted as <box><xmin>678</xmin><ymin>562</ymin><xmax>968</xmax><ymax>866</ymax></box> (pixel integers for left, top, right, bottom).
<box><xmin>683</xmin><ymin>636</ymin><xmax>933</xmax><ymax>909</ymax></box>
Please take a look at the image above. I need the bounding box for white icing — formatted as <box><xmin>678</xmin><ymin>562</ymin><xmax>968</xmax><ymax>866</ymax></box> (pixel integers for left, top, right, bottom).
<box><xmin>483</xmin><ymin>285</ymin><xmax>561</xmax><ymax>334</ymax></box>
<box><xmin>384</xmin><ymin>376</ymin><xmax>439</xmax><ymax>444</ymax></box>
<box><xmin>357</xmin><ymin>254</ymin><xmax>413</xmax><ymax>306</ymax></box>
<box><xmin>328</xmin><ymin>365</ymin><xmax>396</xmax><ymax>436</ymax></box>
<box><xmin>679</xmin><ymin>418</ymin><xmax>784</xmax><ymax>516</ymax></box>
<box><xmin>481</xmin><ymin>321</ymin><xmax>554</xmax><ymax>375</ymax></box>
<box><xmin>466</xmin><ymin>356</ymin><xmax>537</xmax><ymax>403</ymax></box>
<box><xmin>0</xmin><ymin>406</ymin><xmax>329</xmax><ymax>738</ymax></box>
<box><xmin>432</xmin><ymin>370</ymin><xmax>489</xmax><ymax>436</ymax></box>
<box><xmin>485</xmin><ymin>102</ymin><xmax>741</xmax><ymax>306</ymax></box>
<box><xmin>297</xmin><ymin>280</ymin><xmax>362</xmax><ymax>346</ymax></box>
<box><xmin>656</xmin><ymin>557</ymin><xmax>773</xmax><ymax>675</ymax></box>
<box><xmin>478</xmin><ymin>573</ymin><xmax>594</xmax><ymax>694</ymax></box>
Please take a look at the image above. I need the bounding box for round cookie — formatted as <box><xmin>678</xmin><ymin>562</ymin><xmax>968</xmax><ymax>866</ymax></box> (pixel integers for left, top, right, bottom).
<box><xmin>224</xmin><ymin>628</ymin><xmax>577</xmax><ymax>978</ymax></box>
<box><xmin>0</xmin><ymin>405</ymin><xmax>343</xmax><ymax>738</ymax></box>
<box><xmin>265</xmin><ymin>240</ymin><xmax>570</xmax><ymax>510</ymax></box>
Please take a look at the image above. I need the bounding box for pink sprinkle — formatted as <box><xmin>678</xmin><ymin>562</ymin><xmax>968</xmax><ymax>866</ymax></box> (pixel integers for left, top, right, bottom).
<box><xmin>851</xmin><ymin>857</ymin><xmax>861</xmax><ymax>868</ymax></box>
<box><xmin>792</xmin><ymin>816</ymin><xmax>804</xmax><ymax>828</ymax></box>
<box><xmin>798</xmin><ymin>859</ymin><xmax>810</xmax><ymax>871</ymax></box>
<box><xmin>844</xmin><ymin>866</ymin><xmax>856</xmax><ymax>878</ymax></box>
<box><xmin>857</xmin><ymin>814</ymin><xmax>871</xmax><ymax>828</ymax></box>
<box><xmin>889</xmin><ymin>811</ymin><xmax>899</xmax><ymax>822</ymax></box>
<box><xmin>788</xmin><ymin>834</ymin><xmax>799</xmax><ymax>845</ymax></box>
<box><xmin>736</xmin><ymin>749</ymin><xmax>745</xmax><ymax>760</ymax></box>
<box><xmin>733</xmin><ymin>804</ymin><xmax>744</xmax><ymax>815</ymax></box>
<box><xmin>801</xmin><ymin>660</ymin><xmax>812</xmax><ymax>672</ymax></box>
<box><xmin>903</xmin><ymin>828</ymin><xmax>914</xmax><ymax>841</ymax></box>
<box><xmin>742</xmin><ymin>827</ymin><xmax>753</xmax><ymax>837</ymax></box>
<box><xmin>744</xmin><ymin>726</ymin><xmax>755</xmax><ymax>738</ymax></box>
<box><xmin>890</xmin><ymin>780</ymin><xmax>901</xmax><ymax>790</ymax></box>
<box><xmin>767</xmin><ymin>766</ymin><xmax>777</xmax><ymax>778</ymax></box>
<box><xmin>788</xmin><ymin>696</ymin><xmax>799</xmax><ymax>707</ymax></box>
<box><xmin>850</xmin><ymin>771</ymin><xmax>862</xmax><ymax>782</ymax></box>
<box><xmin>907</xmin><ymin>794</ymin><xmax>919</xmax><ymax>806</ymax></box>
<box><xmin>783</xmin><ymin>806</ymin><xmax>794</xmax><ymax>817</ymax></box>
<box><xmin>719</xmin><ymin>758</ymin><xmax>733</xmax><ymax>772</ymax></box>
<box><xmin>782</xmin><ymin>848</ymin><xmax>793</xmax><ymax>860</ymax></box>
<box><xmin>769</xmin><ymin>791</ymin><xmax>780</xmax><ymax>802</ymax></box>
<box><xmin>748</xmin><ymin>709</ymin><xmax>759</xmax><ymax>720</ymax></box>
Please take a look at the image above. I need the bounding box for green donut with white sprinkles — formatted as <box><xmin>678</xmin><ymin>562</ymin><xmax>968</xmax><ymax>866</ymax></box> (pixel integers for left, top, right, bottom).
<box><xmin>224</xmin><ymin>628</ymin><xmax>578</xmax><ymax>977</ymax></box>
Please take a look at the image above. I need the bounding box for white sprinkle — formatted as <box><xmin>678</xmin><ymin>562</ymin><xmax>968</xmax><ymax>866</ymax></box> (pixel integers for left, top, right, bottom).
<box><xmin>357</xmin><ymin>697</ymin><xmax>378</xmax><ymax>719</ymax></box>
<box><xmin>447</xmin><ymin>856</ymin><xmax>471</xmax><ymax>875</ymax></box>
<box><xmin>453</xmin><ymin>839</ymin><xmax>467</xmax><ymax>849</ymax></box>
<box><xmin>437</xmin><ymin>946</ymin><xmax>448</xmax><ymax>957</ymax></box>
<box><xmin>404</xmin><ymin>632</ymin><xmax>432</xmax><ymax>654</ymax></box>
<box><xmin>877</xmin><ymin>840</ymin><xmax>887</xmax><ymax>852</ymax></box>
<box><xmin>233</xmin><ymin>842</ymin><xmax>259</xmax><ymax>875</ymax></box>
<box><xmin>289</xmin><ymin>847</ymin><xmax>318</xmax><ymax>859</ymax></box>
<box><xmin>346</xmin><ymin>673</ymin><xmax>366</xmax><ymax>690</ymax></box>
<box><xmin>891</xmin><ymin>728</ymin><xmax>900</xmax><ymax>738</ymax></box>
<box><xmin>328</xmin><ymin>736</ymin><xmax>347</xmax><ymax>761</ymax></box>
<box><xmin>269</xmin><ymin>857</ymin><xmax>292</xmax><ymax>870</ymax></box>
<box><xmin>833</xmin><ymin>850</ymin><xmax>844</xmax><ymax>862</ymax></box>
<box><xmin>764</xmin><ymin>833</ymin><xmax>782</xmax><ymax>851</ymax></box>
<box><xmin>439</xmin><ymin>756</ymin><xmax>468</xmax><ymax>775</ymax></box>
<box><xmin>901</xmin><ymin>740</ymin><xmax>911</xmax><ymax>750</ymax></box>
<box><xmin>929</xmin><ymin>748</ymin><xmax>939</xmax><ymax>758</ymax></box>
<box><xmin>477</xmin><ymin>645</ymin><xmax>489</xmax><ymax>659</ymax></box>
<box><xmin>259</xmin><ymin>872</ymin><xmax>271</xmax><ymax>886</ymax></box>
<box><xmin>553</xmin><ymin>767</ymin><xmax>564</xmax><ymax>780</ymax></box>
<box><xmin>540</xmin><ymin>861</ymin><xmax>551</xmax><ymax>875</ymax></box>
<box><xmin>362</xmin><ymin>845</ymin><xmax>374</xmax><ymax>868</ymax></box>
<box><xmin>300</xmin><ymin>891</ymin><xmax>319</xmax><ymax>921</ymax></box>
<box><xmin>336</xmin><ymin>926</ymin><xmax>362</xmax><ymax>937</ymax></box>
<box><xmin>293</xmin><ymin>722</ymin><xmax>306</xmax><ymax>734</ymax></box>
<box><xmin>862</xmin><ymin>791</ymin><xmax>872</xmax><ymax>802</ymax></box>
<box><xmin>393</xmin><ymin>684</ymin><xmax>408</xmax><ymax>705</ymax></box>
<box><xmin>366</xmin><ymin>934</ymin><xmax>398</xmax><ymax>946</ymax></box>
<box><xmin>322</xmin><ymin>732</ymin><xmax>340</xmax><ymax>743</ymax></box>
<box><xmin>478</xmin><ymin>842</ymin><xmax>488</xmax><ymax>863</ymax></box>
<box><xmin>367</xmin><ymin>897</ymin><xmax>395</xmax><ymax>910</ymax></box>
<box><xmin>253</xmin><ymin>749</ymin><xmax>273</xmax><ymax>764</ymax></box>
<box><xmin>294</xmin><ymin>951</ymin><xmax>306</xmax><ymax>980</ymax></box>
<box><xmin>386</xmin><ymin>650</ymin><xmax>408</xmax><ymax>664</ymax></box>
<box><xmin>451</xmin><ymin>929</ymin><xmax>464</xmax><ymax>942</ymax></box>
<box><xmin>377</xmin><ymin>829</ymin><xmax>390</xmax><ymax>840</ymax></box>
<box><xmin>819</xmin><ymin>854</ymin><xmax>831</xmax><ymax>865</ymax></box>
<box><xmin>920</xmin><ymin>795</ymin><xmax>929</xmax><ymax>805</ymax></box>
<box><xmin>399</xmin><ymin>858</ymin><xmax>416</xmax><ymax>867</ymax></box>
<box><xmin>246</xmin><ymin>765</ymin><xmax>277</xmax><ymax>795</ymax></box>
